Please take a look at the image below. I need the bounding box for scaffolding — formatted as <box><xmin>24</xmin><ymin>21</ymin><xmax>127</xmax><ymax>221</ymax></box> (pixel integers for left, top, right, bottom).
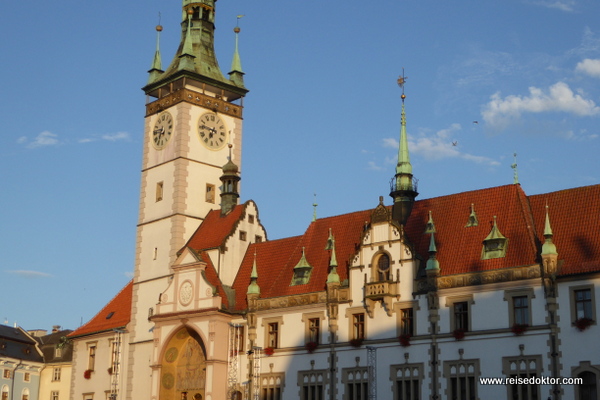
<box><xmin>252</xmin><ymin>346</ymin><xmax>262</xmax><ymax>400</ymax></box>
<box><xmin>109</xmin><ymin>329</ymin><xmax>125</xmax><ymax>400</ymax></box>
<box><xmin>367</xmin><ymin>346</ymin><xmax>377</xmax><ymax>400</ymax></box>
<box><xmin>227</xmin><ymin>324</ymin><xmax>243</xmax><ymax>399</ymax></box>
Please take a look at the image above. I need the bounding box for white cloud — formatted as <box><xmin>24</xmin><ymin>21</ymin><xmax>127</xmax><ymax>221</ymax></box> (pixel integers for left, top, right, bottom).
<box><xmin>576</xmin><ymin>59</ymin><xmax>600</xmax><ymax>78</ymax></box>
<box><xmin>6</xmin><ymin>270</ymin><xmax>52</xmax><ymax>278</ymax></box>
<box><xmin>102</xmin><ymin>132</ymin><xmax>130</xmax><ymax>142</ymax></box>
<box><xmin>27</xmin><ymin>131</ymin><xmax>59</xmax><ymax>148</ymax></box>
<box><xmin>482</xmin><ymin>82</ymin><xmax>600</xmax><ymax>129</ymax></box>
<box><xmin>16</xmin><ymin>136</ymin><xmax>27</xmax><ymax>144</ymax></box>
<box><xmin>530</xmin><ymin>0</ymin><xmax>576</xmax><ymax>12</ymax></box>
<box><xmin>382</xmin><ymin>124</ymin><xmax>500</xmax><ymax>166</ymax></box>
<box><xmin>124</xmin><ymin>271</ymin><xmax>134</xmax><ymax>278</ymax></box>
<box><xmin>367</xmin><ymin>161</ymin><xmax>383</xmax><ymax>171</ymax></box>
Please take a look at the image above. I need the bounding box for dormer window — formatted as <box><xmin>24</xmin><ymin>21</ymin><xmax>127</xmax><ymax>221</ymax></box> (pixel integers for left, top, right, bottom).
<box><xmin>482</xmin><ymin>216</ymin><xmax>508</xmax><ymax>260</ymax></box>
<box><xmin>291</xmin><ymin>248</ymin><xmax>312</xmax><ymax>286</ymax></box>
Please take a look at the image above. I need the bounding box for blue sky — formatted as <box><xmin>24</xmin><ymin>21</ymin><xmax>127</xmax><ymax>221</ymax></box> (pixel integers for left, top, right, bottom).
<box><xmin>1</xmin><ymin>0</ymin><xmax>599</xmax><ymax>331</ymax></box>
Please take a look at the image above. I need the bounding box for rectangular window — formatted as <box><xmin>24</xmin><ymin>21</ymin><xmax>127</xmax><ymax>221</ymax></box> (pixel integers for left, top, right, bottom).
<box><xmin>299</xmin><ymin>370</ymin><xmax>326</xmax><ymax>400</ymax></box>
<box><xmin>88</xmin><ymin>344</ymin><xmax>97</xmax><ymax>371</ymax></box>
<box><xmin>54</xmin><ymin>346</ymin><xmax>62</xmax><ymax>358</ymax></box>
<box><xmin>343</xmin><ymin>367</ymin><xmax>369</xmax><ymax>400</ymax></box>
<box><xmin>156</xmin><ymin>181</ymin><xmax>163</xmax><ymax>202</ymax></box>
<box><xmin>352</xmin><ymin>313</ymin><xmax>365</xmax><ymax>340</ymax></box>
<box><xmin>503</xmin><ymin>355</ymin><xmax>541</xmax><ymax>400</ymax></box>
<box><xmin>268</xmin><ymin>322</ymin><xmax>279</xmax><ymax>349</ymax></box>
<box><xmin>205</xmin><ymin>184</ymin><xmax>215</xmax><ymax>203</ymax></box>
<box><xmin>513</xmin><ymin>295</ymin><xmax>529</xmax><ymax>326</ymax></box>
<box><xmin>1</xmin><ymin>392</ymin><xmax>6</xmax><ymax>400</ymax></box>
<box><xmin>23</xmin><ymin>372</ymin><xmax>30</xmax><ymax>382</ymax></box>
<box><xmin>260</xmin><ymin>373</ymin><xmax>284</xmax><ymax>400</ymax></box>
<box><xmin>453</xmin><ymin>302</ymin><xmax>469</xmax><ymax>332</ymax></box>
<box><xmin>575</xmin><ymin>289</ymin><xmax>593</xmax><ymax>320</ymax></box>
<box><xmin>3</xmin><ymin>369</ymin><xmax>10</xmax><ymax>378</ymax></box>
<box><xmin>444</xmin><ymin>359</ymin><xmax>479</xmax><ymax>400</ymax></box>
<box><xmin>249</xmin><ymin>214</ymin><xmax>255</xmax><ymax>224</ymax></box>
<box><xmin>255</xmin><ymin>235</ymin><xmax>263</xmax><ymax>243</ymax></box>
<box><xmin>308</xmin><ymin>318</ymin><xmax>320</xmax><ymax>344</ymax></box>
<box><xmin>52</xmin><ymin>367</ymin><xmax>61</xmax><ymax>382</ymax></box>
<box><xmin>51</xmin><ymin>392</ymin><xmax>59</xmax><ymax>400</ymax></box>
<box><xmin>391</xmin><ymin>364</ymin><xmax>422</xmax><ymax>400</ymax></box>
<box><xmin>239</xmin><ymin>231</ymin><xmax>247</xmax><ymax>241</ymax></box>
<box><xmin>235</xmin><ymin>325</ymin><xmax>245</xmax><ymax>352</ymax></box>
<box><xmin>400</xmin><ymin>308</ymin><xmax>414</xmax><ymax>336</ymax></box>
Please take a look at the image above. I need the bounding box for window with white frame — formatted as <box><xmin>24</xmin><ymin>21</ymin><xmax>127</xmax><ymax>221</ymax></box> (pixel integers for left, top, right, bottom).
<box><xmin>1</xmin><ymin>385</ymin><xmax>7</xmax><ymax>400</ymax></box>
<box><xmin>571</xmin><ymin>286</ymin><xmax>596</xmax><ymax>322</ymax></box>
<box><xmin>262</xmin><ymin>317</ymin><xmax>283</xmax><ymax>350</ymax></box>
<box><xmin>87</xmin><ymin>343</ymin><xmax>97</xmax><ymax>371</ymax></box>
<box><xmin>52</xmin><ymin>367</ymin><xmax>61</xmax><ymax>382</ymax></box>
<box><xmin>343</xmin><ymin>367</ymin><xmax>369</xmax><ymax>400</ymax></box>
<box><xmin>444</xmin><ymin>359</ymin><xmax>479</xmax><ymax>400</ymax></box>
<box><xmin>352</xmin><ymin>313</ymin><xmax>365</xmax><ymax>340</ymax></box>
<box><xmin>23</xmin><ymin>373</ymin><xmax>30</xmax><ymax>382</ymax></box>
<box><xmin>298</xmin><ymin>370</ymin><xmax>327</xmax><ymax>400</ymax></box>
<box><xmin>54</xmin><ymin>346</ymin><xmax>62</xmax><ymax>358</ymax></box>
<box><xmin>391</xmin><ymin>364</ymin><xmax>423</xmax><ymax>400</ymax></box>
<box><xmin>51</xmin><ymin>391</ymin><xmax>59</xmax><ymax>400</ymax></box>
<box><xmin>21</xmin><ymin>388</ymin><xmax>29</xmax><ymax>400</ymax></box>
<box><xmin>2</xmin><ymin>370</ymin><xmax>10</xmax><ymax>379</ymax></box>
<box><xmin>260</xmin><ymin>372</ymin><xmax>284</xmax><ymax>400</ymax></box>
<box><xmin>503</xmin><ymin>355</ymin><xmax>542</xmax><ymax>400</ymax></box>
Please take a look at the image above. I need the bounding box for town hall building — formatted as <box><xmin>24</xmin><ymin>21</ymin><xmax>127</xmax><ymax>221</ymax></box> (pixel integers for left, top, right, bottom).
<box><xmin>68</xmin><ymin>1</ymin><xmax>600</xmax><ymax>400</ymax></box>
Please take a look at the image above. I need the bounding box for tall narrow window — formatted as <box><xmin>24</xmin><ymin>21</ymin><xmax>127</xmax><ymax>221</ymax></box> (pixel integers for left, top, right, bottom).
<box><xmin>574</xmin><ymin>289</ymin><xmax>593</xmax><ymax>320</ymax></box>
<box><xmin>156</xmin><ymin>181</ymin><xmax>163</xmax><ymax>202</ymax></box>
<box><xmin>377</xmin><ymin>254</ymin><xmax>390</xmax><ymax>281</ymax></box>
<box><xmin>205</xmin><ymin>184</ymin><xmax>215</xmax><ymax>203</ymax></box>
<box><xmin>578</xmin><ymin>371</ymin><xmax>598</xmax><ymax>400</ymax></box>
<box><xmin>87</xmin><ymin>344</ymin><xmax>97</xmax><ymax>371</ymax></box>
<box><xmin>299</xmin><ymin>370</ymin><xmax>327</xmax><ymax>400</ymax></box>
<box><xmin>513</xmin><ymin>295</ymin><xmax>529</xmax><ymax>326</ymax></box>
<box><xmin>50</xmin><ymin>391</ymin><xmax>59</xmax><ymax>400</ymax></box>
<box><xmin>400</xmin><ymin>308</ymin><xmax>414</xmax><ymax>336</ymax></box>
<box><xmin>268</xmin><ymin>323</ymin><xmax>279</xmax><ymax>349</ymax></box>
<box><xmin>352</xmin><ymin>313</ymin><xmax>365</xmax><ymax>340</ymax></box>
<box><xmin>343</xmin><ymin>367</ymin><xmax>369</xmax><ymax>400</ymax></box>
<box><xmin>454</xmin><ymin>302</ymin><xmax>469</xmax><ymax>332</ymax></box>
<box><xmin>392</xmin><ymin>364</ymin><xmax>423</xmax><ymax>400</ymax></box>
<box><xmin>308</xmin><ymin>318</ymin><xmax>320</xmax><ymax>344</ymax></box>
<box><xmin>444</xmin><ymin>360</ymin><xmax>479</xmax><ymax>400</ymax></box>
<box><xmin>503</xmin><ymin>355</ymin><xmax>541</xmax><ymax>400</ymax></box>
<box><xmin>260</xmin><ymin>373</ymin><xmax>284</xmax><ymax>400</ymax></box>
<box><xmin>52</xmin><ymin>367</ymin><xmax>61</xmax><ymax>382</ymax></box>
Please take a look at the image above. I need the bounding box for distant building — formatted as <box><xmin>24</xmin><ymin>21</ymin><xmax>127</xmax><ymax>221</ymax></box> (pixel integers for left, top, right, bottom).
<box><xmin>0</xmin><ymin>325</ymin><xmax>43</xmax><ymax>400</ymax></box>
<box><xmin>36</xmin><ymin>326</ymin><xmax>73</xmax><ymax>400</ymax></box>
<box><xmin>69</xmin><ymin>1</ymin><xmax>600</xmax><ymax>399</ymax></box>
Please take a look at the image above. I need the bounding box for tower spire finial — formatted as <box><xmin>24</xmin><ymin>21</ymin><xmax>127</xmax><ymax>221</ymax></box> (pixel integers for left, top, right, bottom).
<box><xmin>312</xmin><ymin>193</ymin><xmax>318</xmax><ymax>222</ymax></box>
<box><xmin>147</xmin><ymin>16</ymin><xmax>164</xmax><ymax>83</ymax></box>
<box><xmin>390</xmin><ymin>70</ymin><xmax>418</xmax><ymax>226</ymax></box>
<box><xmin>229</xmin><ymin>15</ymin><xmax>246</xmax><ymax>87</ymax></box>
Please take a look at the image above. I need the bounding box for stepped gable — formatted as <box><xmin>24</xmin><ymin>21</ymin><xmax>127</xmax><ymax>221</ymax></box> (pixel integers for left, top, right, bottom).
<box><xmin>405</xmin><ymin>184</ymin><xmax>539</xmax><ymax>276</ymax></box>
<box><xmin>529</xmin><ymin>184</ymin><xmax>600</xmax><ymax>276</ymax></box>
<box><xmin>232</xmin><ymin>209</ymin><xmax>372</xmax><ymax>309</ymax></box>
<box><xmin>183</xmin><ymin>204</ymin><xmax>246</xmax><ymax>252</ymax></box>
<box><xmin>68</xmin><ymin>281</ymin><xmax>133</xmax><ymax>338</ymax></box>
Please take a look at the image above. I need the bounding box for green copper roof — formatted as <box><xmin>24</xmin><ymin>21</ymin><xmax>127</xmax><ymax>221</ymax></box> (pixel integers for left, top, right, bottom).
<box><xmin>424</xmin><ymin>210</ymin><xmax>436</xmax><ymax>234</ymax></box>
<box><xmin>426</xmin><ymin>232</ymin><xmax>440</xmax><ymax>271</ymax></box>
<box><xmin>465</xmin><ymin>203</ymin><xmax>479</xmax><ymax>227</ymax></box>
<box><xmin>144</xmin><ymin>0</ymin><xmax>247</xmax><ymax>98</ymax></box>
<box><xmin>291</xmin><ymin>248</ymin><xmax>313</xmax><ymax>286</ymax></box>
<box><xmin>247</xmin><ymin>251</ymin><xmax>260</xmax><ymax>295</ymax></box>
<box><xmin>482</xmin><ymin>216</ymin><xmax>509</xmax><ymax>259</ymax></box>
<box><xmin>326</xmin><ymin>232</ymin><xmax>340</xmax><ymax>284</ymax></box>
<box><xmin>542</xmin><ymin>205</ymin><xmax>558</xmax><ymax>255</ymax></box>
<box><xmin>396</xmin><ymin>101</ymin><xmax>413</xmax><ymax>177</ymax></box>
<box><xmin>147</xmin><ymin>25</ymin><xmax>163</xmax><ymax>84</ymax></box>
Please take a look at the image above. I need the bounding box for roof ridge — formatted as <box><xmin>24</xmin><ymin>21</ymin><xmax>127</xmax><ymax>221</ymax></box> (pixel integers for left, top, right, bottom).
<box><xmin>514</xmin><ymin>184</ymin><xmax>540</xmax><ymax>256</ymax></box>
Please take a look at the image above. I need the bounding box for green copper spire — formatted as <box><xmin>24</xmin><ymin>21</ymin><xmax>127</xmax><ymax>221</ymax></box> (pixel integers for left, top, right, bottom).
<box><xmin>542</xmin><ymin>204</ymin><xmax>558</xmax><ymax>255</ymax></box>
<box><xmin>325</xmin><ymin>229</ymin><xmax>340</xmax><ymax>284</ymax></box>
<box><xmin>147</xmin><ymin>23</ymin><xmax>164</xmax><ymax>83</ymax></box>
<box><xmin>247</xmin><ymin>251</ymin><xmax>260</xmax><ymax>295</ymax></box>
<box><xmin>424</xmin><ymin>210</ymin><xmax>436</xmax><ymax>234</ymax></box>
<box><xmin>426</xmin><ymin>232</ymin><xmax>440</xmax><ymax>271</ymax></box>
<box><xmin>312</xmin><ymin>194</ymin><xmax>318</xmax><ymax>222</ymax></box>
<box><xmin>228</xmin><ymin>17</ymin><xmax>246</xmax><ymax>87</ymax></box>
<box><xmin>390</xmin><ymin>72</ymin><xmax>419</xmax><ymax>226</ymax></box>
<box><xmin>178</xmin><ymin>13</ymin><xmax>196</xmax><ymax>71</ymax></box>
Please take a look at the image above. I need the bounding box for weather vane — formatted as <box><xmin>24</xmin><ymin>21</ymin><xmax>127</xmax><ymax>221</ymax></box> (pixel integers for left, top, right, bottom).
<box><xmin>511</xmin><ymin>153</ymin><xmax>519</xmax><ymax>184</ymax></box>
<box><xmin>397</xmin><ymin>68</ymin><xmax>407</xmax><ymax>100</ymax></box>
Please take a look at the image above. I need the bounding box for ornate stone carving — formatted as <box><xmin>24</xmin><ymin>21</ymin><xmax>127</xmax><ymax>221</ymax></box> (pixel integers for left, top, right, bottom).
<box><xmin>146</xmin><ymin>88</ymin><xmax>243</xmax><ymax>119</ymax></box>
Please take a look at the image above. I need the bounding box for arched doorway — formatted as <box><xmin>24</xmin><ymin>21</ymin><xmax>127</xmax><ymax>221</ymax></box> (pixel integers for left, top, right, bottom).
<box><xmin>159</xmin><ymin>326</ymin><xmax>206</xmax><ymax>400</ymax></box>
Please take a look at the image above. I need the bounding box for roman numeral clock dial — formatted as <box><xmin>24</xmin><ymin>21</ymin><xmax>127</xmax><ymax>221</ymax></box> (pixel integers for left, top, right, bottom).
<box><xmin>198</xmin><ymin>112</ymin><xmax>227</xmax><ymax>150</ymax></box>
<box><xmin>152</xmin><ymin>111</ymin><xmax>173</xmax><ymax>150</ymax></box>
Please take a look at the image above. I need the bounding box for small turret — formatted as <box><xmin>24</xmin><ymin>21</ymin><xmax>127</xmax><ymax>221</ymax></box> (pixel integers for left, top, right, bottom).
<box><xmin>220</xmin><ymin>144</ymin><xmax>241</xmax><ymax>215</ymax></box>
<box><xmin>541</xmin><ymin>204</ymin><xmax>558</xmax><ymax>277</ymax></box>
<box><xmin>228</xmin><ymin>19</ymin><xmax>246</xmax><ymax>88</ymax></box>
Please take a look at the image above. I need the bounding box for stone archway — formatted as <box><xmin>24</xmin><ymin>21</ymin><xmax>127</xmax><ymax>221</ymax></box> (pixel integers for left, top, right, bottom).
<box><xmin>159</xmin><ymin>326</ymin><xmax>207</xmax><ymax>400</ymax></box>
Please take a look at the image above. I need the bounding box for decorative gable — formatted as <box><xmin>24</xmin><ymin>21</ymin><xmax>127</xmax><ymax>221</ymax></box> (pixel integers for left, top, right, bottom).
<box><xmin>291</xmin><ymin>248</ymin><xmax>313</xmax><ymax>286</ymax></box>
<box><xmin>481</xmin><ymin>216</ymin><xmax>508</xmax><ymax>260</ymax></box>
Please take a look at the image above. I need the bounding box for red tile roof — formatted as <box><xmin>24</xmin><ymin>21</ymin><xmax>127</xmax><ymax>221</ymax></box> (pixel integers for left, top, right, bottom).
<box><xmin>405</xmin><ymin>184</ymin><xmax>539</xmax><ymax>275</ymax></box>
<box><xmin>68</xmin><ymin>281</ymin><xmax>133</xmax><ymax>338</ymax></box>
<box><xmin>529</xmin><ymin>184</ymin><xmax>600</xmax><ymax>276</ymax></box>
<box><xmin>183</xmin><ymin>204</ymin><xmax>247</xmax><ymax>252</ymax></box>
<box><xmin>199</xmin><ymin>250</ymin><xmax>230</xmax><ymax>308</ymax></box>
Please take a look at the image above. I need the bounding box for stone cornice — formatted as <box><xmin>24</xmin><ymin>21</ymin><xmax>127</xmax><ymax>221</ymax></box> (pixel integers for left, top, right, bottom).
<box><xmin>145</xmin><ymin>88</ymin><xmax>243</xmax><ymax>119</ymax></box>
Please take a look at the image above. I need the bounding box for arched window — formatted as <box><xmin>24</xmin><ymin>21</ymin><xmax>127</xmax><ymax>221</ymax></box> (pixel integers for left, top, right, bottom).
<box><xmin>578</xmin><ymin>371</ymin><xmax>597</xmax><ymax>400</ymax></box>
<box><xmin>377</xmin><ymin>253</ymin><xmax>390</xmax><ymax>281</ymax></box>
<box><xmin>1</xmin><ymin>385</ymin><xmax>9</xmax><ymax>400</ymax></box>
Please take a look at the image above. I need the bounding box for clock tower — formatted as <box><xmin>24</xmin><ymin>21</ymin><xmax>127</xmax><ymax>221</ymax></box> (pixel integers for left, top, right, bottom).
<box><xmin>126</xmin><ymin>1</ymin><xmax>248</xmax><ymax>398</ymax></box>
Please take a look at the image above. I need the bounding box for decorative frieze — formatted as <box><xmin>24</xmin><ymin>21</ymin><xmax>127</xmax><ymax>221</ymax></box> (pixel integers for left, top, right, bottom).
<box><xmin>256</xmin><ymin>289</ymin><xmax>349</xmax><ymax>311</ymax></box>
<box><xmin>146</xmin><ymin>88</ymin><xmax>243</xmax><ymax>119</ymax></box>
<box><xmin>416</xmin><ymin>264</ymin><xmax>541</xmax><ymax>292</ymax></box>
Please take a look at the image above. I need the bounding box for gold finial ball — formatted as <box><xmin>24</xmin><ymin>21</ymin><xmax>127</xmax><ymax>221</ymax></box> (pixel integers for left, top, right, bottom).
<box><xmin>228</xmin><ymin>143</ymin><xmax>233</xmax><ymax>149</ymax></box>
<box><xmin>401</xmin><ymin>94</ymin><xmax>406</xmax><ymax>100</ymax></box>
<box><xmin>187</xmin><ymin>8</ymin><xmax>194</xmax><ymax>15</ymax></box>
<box><xmin>234</xmin><ymin>26</ymin><xmax>241</xmax><ymax>33</ymax></box>
<box><xmin>156</xmin><ymin>25</ymin><xmax>163</xmax><ymax>32</ymax></box>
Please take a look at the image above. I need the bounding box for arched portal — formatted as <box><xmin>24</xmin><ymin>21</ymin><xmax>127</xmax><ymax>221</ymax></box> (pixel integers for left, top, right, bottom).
<box><xmin>159</xmin><ymin>326</ymin><xmax>206</xmax><ymax>400</ymax></box>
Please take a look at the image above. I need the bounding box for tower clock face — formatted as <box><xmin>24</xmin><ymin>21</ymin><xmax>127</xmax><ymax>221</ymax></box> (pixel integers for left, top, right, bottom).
<box><xmin>152</xmin><ymin>112</ymin><xmax>174</xmax><ymax>149</ymax></box>
<box><xmin>198</xmin><ymin>112</ymin><xmax>227</xmax><ymax>150</ymax></box>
